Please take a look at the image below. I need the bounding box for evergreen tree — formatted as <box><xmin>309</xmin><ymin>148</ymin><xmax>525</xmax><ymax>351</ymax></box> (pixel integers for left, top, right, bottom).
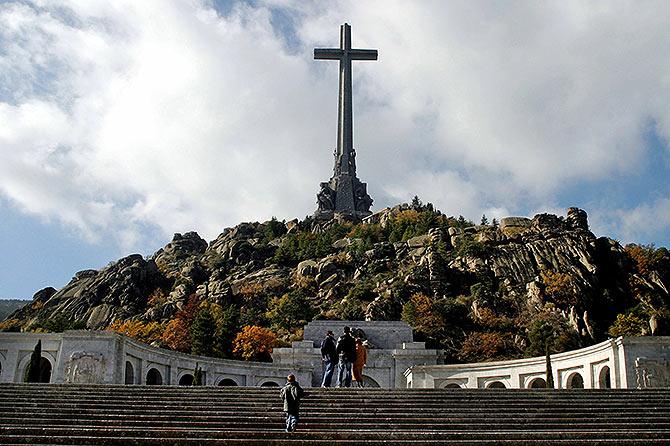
<box><xmin>480</xmin><ymin>214</ymin><xmax>489</xmax><ymax>225</ymax></box>
<box><xmin>215</xmin><ymin>304</ymin><xmax>240</xmax><ymax>358</ymax></box>
<box><xmin>492</xmin><ymin>218</ymin><xmax>499</xmax><ymax>227</ymax></box>
<box><xmin>190</xmin><ymin>308</ymin><xmax>217</xmax><ymax>357</ymax></box>
<box><xmin>411</xmin><ymin>195</ymin><xmax>422</xmax><ymax>208</ymax></box>
<box><xmin>193</xmin><ymin>363</ymin><xmax>203</xmax><ymax>386</ymax></box>
<box><xmin>546</xmin><ymin>351</ymin><xmax>555</xmax><ymax>389</ymax></box>
<box><xmin>26</xmin><ymin>340</ymin><xmax>42</xmax><ymax>383</ymax></box>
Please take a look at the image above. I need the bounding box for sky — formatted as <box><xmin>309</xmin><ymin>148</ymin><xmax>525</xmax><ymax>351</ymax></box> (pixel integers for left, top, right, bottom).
<box><xmin>1</xmin><ymin>0</ymin><xmax>670</xmax><ymax>300</ymax></box>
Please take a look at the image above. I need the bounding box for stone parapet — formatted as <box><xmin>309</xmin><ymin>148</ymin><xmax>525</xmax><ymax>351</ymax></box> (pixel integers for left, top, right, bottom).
<box><xmin>406</xmin><ymin>336</ymin><xmax>670</xmax><ymax>390</ymax></box>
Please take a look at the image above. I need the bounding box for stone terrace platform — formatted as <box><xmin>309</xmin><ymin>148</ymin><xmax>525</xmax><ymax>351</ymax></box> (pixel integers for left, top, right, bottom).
<box><xmin>1</xmin><ymin>383</ymin><xmax>670</xmax><ymax>445</ymax></box>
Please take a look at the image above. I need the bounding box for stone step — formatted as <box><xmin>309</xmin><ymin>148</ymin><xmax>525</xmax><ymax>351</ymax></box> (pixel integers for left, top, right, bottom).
<box><xmin>2</xmin><ymin>385</ymin><xmax>668</xmax><ymax>396</ymax></box>
<box><xmin>3</xmin><ymin>427</ymin><xmax>670</xmax><ymax>440</ymax></box>
<box><xmin>4</xmin><ymin>419</ymin><xmax>670</xmax><ymax>431</ymax></box>
<box><xmin>7</xmin><ymin>413</ymin><xmax>669</xmax><ymax>424</ymax></box>
<box><xmin>4</xmin><ymin>439</ymin><xmax>670</xmax><ymax>446</ymax></box>
<box><xmin>2</xmin><ymin>384</ymin><xmax>669</xmax><ymax>445</ymax></box>
<box><xmin>5</xmin><ymin>399</ymin><xmax>664</xmax><ymax>409</ymax></box>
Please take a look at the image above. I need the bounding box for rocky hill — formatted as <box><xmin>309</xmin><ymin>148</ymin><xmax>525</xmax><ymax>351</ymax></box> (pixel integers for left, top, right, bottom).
<box><xmin>2</xmin><ymin>203</ymin><xmax>669</xmax><ymax>363</ymax></box>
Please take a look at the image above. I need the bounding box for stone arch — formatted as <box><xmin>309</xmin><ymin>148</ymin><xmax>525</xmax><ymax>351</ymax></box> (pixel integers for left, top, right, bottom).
<box><xmin>179</xmin><ymin>374</ymin><xmax>194</xmax><ymax>386</ymax></box>
<box><xmin>528</xmin><ymin>378</ymin><xmax>547</xmax><ymax>389</ymax></box>
<box><xmin>218</xmin><ymin>378</ymin><xmax>239</xmax><ymax>387</ymax></box>
<box><xmin>566</xmin><ymin>372</ymin><xmax>584</xmax><ymax>389</ymax></box>
<box><xmin>146</xmin><ymin>368</ymin><xmax>162</xmax><ymax>385</ymax></box>
<box><xmin>260</xmin><ymin>380</ymin><xmax>280</xmax><ymax>387</ymax></box>
<box><xmin>23</xmin><ymin>357</ymin><xmax>52</xmax><ymax>383</ymax></box>
<box><xmin>360</xmin><ymin>375</ymin><xmax>380</xmax><ymax>388</ymax></box>
<box><xmin>486</xmin><ymin>381</ymin><xmax>506</xmax><ymax>389</ymax></box>
<box><xmin>124</xmin><ymin>361</ymin><xmax>134</xmax><ymax>385</ymax></box>
<box><xmin>598</xmin><ymin>366</ymin><xmax>611</xmax><ymax>389</ymax></box>
<box><xmin>444</xmin><ymin>383</ymin><xmax>462</xmax><ymax>389</ymax></box>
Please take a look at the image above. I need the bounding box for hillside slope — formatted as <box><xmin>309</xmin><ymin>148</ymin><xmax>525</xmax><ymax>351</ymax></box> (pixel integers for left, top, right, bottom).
<box><xmin>2</xmin><ymin>203</ymin><xmax>668</xmax><ymax>363</ymax></box>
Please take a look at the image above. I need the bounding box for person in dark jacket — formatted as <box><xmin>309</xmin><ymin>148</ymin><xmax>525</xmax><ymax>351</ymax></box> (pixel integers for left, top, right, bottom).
<box><xmin>280</xmin><ymin>374</ymin><xmax>304</xmax><ymax>432</ymax></box>
<box><xmin>335</xmin><ymin>326</ymin><xmax>357</xmax><ymax>387</ymax></box>
<box><xmin>320</xmin><ymin>330</ymin><xmax>337</xmax><ymax>387</ymax></box>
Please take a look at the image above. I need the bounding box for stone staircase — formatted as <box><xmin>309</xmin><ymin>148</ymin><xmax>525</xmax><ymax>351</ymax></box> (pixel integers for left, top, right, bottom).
<box><xmin>1</xmin><ymin>383</ymin><xmax>670</xmax><ymax>445</ymax></box>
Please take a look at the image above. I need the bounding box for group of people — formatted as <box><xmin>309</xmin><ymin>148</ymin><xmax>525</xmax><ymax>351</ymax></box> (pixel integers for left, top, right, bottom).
<box><xmin>320</xmin><ymin>326</ymin><xmax>367</xmax><ymax>388</ymax></box>
<box><xmin>278</xmin><ymin>326</ymin><xmax>369</xmax><ymax>432</ymax></box>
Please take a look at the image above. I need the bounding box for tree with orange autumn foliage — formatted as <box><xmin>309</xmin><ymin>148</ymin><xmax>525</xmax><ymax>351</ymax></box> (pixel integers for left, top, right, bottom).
<box><xmin>458</xmin><ymin>331</ymin><xmax>517</xmax><ymax>362</ymax></box>
<box><xmin>162</xmin><ymin>317</ymin><xmax>191</xmax><ymax>352</ymax></box>
<box><xmin>540</xmin><ymin>269</ymin><xmax>578</xmax><ymax>307</ymax></box>
<box><xmin>160</xmin><ymin>294</ymin><xmax>201</xmax><ymax>352</ymax></box>
<box><xmin>232</xmin><ymin>325</ymin><xmax>278</xmax><ymax>362</ymax></box>
<box><xmin>107</xmin><ymin>319</ymin><xmax>164</xmax><ymax>345</ymax></box>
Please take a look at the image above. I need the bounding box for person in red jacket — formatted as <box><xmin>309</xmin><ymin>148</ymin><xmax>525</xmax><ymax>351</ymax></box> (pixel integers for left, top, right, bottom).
<box><xmin>352</xmin><ymin>338</ymin><xmax>367</xmax><ymax>387</ymax></box>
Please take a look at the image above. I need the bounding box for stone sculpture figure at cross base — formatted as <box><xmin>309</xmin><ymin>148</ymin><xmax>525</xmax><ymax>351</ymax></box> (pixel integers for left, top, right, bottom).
<box><xmin>314</xmin><ymin>23</ymin><xmax>375</xmax><ymax>221</ymax></box>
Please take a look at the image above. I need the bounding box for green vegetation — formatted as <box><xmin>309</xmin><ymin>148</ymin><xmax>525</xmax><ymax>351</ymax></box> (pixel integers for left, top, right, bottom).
<box><xmin>266</xmin><ymin>291</ymin><xmax>315</xmax><ymax>332</ymax></box>
<box><xmin>272</xmin><ymin>224</ymin><xmax>351</xmax><ymax>265</ymax></box>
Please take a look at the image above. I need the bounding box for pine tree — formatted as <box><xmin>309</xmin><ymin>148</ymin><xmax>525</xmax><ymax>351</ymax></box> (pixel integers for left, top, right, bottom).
<box><xmin>480</xmin><ymin>214</ymin><xmax>489</xmax><ymax>225</ymax></box>
<box><xmin>190</xmin><ymin>308</ymin><xmax>217</xmax><ymax>357</ymax></box>
<box><xmin>26</xmin><ymin>340</ymin><xmax>42</xmax><ymax>383</ymax></box>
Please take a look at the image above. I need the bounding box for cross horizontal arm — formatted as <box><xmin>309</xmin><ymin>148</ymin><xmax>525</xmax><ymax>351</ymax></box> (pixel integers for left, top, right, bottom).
<box><xmin>349</xmin><ymin>49</ymin><xmax>378</xmax><ymax>60</ymax></box>
<box><xmin>314</xmin><ymin>48</ymin><xmax>344</xmax><ymax>60</ymax></box>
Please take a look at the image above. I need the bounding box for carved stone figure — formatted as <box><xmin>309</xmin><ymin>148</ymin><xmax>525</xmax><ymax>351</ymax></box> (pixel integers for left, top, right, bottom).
<box><xmin>635</xmin><ymin>357</ymin><xmax>670</xmax><ymax>388</ymax></box>
<box><xmin>64</xmin><ymin>351</ymin><xmax>105</xmax><ymax>384</ymax></box>
<box><xmin>354</xmin><ymin>181</ymin><xmax>373</xmax><ymax>212</ymax></box>
<box><xmin>317</xmin><ymin>183</ymin><xmax>336</xmax><ymax>211</ymax></box>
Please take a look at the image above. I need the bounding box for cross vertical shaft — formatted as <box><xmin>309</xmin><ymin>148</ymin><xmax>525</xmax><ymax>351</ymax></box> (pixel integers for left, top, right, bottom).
<box><xmin>315</xmin><ymin>23</ymin><xmax>377</xmax><ymax>177</ymax></box>
<box><xmin>314</xmin><ymin>23</ymin><xmax>377</xmax><ymax>219</ymax></box>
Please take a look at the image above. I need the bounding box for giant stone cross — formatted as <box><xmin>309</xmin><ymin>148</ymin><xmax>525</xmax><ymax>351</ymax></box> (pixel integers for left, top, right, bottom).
<box><xmin>314</xmin><ymin>23</ymin><xmax>376</xmax><ymax>220</ymax></box>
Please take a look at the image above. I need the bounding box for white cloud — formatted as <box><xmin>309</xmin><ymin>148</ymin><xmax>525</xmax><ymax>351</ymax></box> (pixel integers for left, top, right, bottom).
<box><xmin>598</xmin><ymin>198</ymin><xmax>670</xmax><ymax>245</ymax></box>
<box><xmin>1</xmin><ymin>0</ymin><xmax>670</xmax><ymax>251</ymax></box>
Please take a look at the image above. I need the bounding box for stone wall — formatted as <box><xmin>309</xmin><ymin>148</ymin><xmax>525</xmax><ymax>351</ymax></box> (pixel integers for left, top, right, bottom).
<box><xmin>0</xmin><ymin>331</ymin><xmax>302</xmax><ymax>387</ymax></box>
<box><xmin>0</xmin><ymin>321</ymin><xmax>443</xmax><ymax>388</ymax></box>
<box><xmin>406</xmin><ymin>336</ymin><xmax>670</xmax><ymax>389</ymax></box>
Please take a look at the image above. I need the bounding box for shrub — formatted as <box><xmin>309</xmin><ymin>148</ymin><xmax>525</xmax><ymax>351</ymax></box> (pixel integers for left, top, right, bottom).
<box><xmin>608</xmin><ymin>313</ymin><xmax>648</xmax><ymax>337</ymax></box>
<box><xmin>232</xmin><ymin>325</ymin><xmax>278</xmax><ymax>361</ymax></box>
<box><xmin>525</xmin><ymin>310</ymin><xmax>580</xmax><ymax>356</ymax></box>
<box><xmin>334</xmin><ymin>297</ymin><xmax>366</xmax><ymax>320</ymax></box>
<box><xmin>540</xmin><ymin>270</ymin><xmax>579</xmax><ymax>308</ymax></box>
<box><xmin>458</xmin><ymin>331</ymin><xmax>517</xmax><ymax>362</ymax></box>
<box><xmin>34</xmin><ymin>314</ymin><xmax>87</xmax><ymax>332</ymax></box>
<box><xmin>147</xmin><ymin>288</ymin><xmax>168</xmax><ymax>306</ymax></box>
<box><xmin>454</xmin><ymin>236</ymin><xmax>491</xmax><ymax>258</ymax></box>
<box><xmin>107</xmin><ymin>319</ymin><xmax>164</xmax><ymax>345</ymax></box>
<box><xmin>402</xmin><ymin>293</ymin><xmax>446</xmax><ymax>339</ymax></box>
<box><xmin>266</xmin><ymin>291</ymin><xmax>315</xmax><ymax>331</ymax></box>
<box><xmin>625</xmin><ymin>244</ymin><xmax>659</xmax><ymax>276</ymax></box>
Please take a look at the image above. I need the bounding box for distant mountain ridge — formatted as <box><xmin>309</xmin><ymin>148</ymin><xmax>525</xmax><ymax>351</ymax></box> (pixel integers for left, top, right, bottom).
<box><xmin>0</xmin><ymin>299</ymin><xmax>29</xmax><ymax>321</ymax></box>
<box><xmin>2</xmin><ymin>202</ymin><xmax>668</xmax><ymax>363</ymax></box>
